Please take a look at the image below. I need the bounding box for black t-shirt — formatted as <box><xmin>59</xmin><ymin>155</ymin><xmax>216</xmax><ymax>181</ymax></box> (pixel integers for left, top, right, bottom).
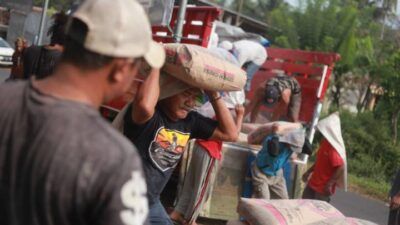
<box><xmin>23</xmin><ymin>45</ymin><xmax>62</xmax><ymax>79</ymax></box>
<box><xmin>124</xmin><ymin>104</ymin><xmax>218</xmax><ymax>205</ymax></box>
<box><xmin>0</xmin><ymin>81</ymin><xmax>148</xmax><ymax>225</ymax></box>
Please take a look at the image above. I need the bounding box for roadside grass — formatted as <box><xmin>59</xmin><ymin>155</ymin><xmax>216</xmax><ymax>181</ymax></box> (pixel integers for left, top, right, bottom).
<box><xmin>348</xmin><ymin>173</ymin><xmax>390</xmax><ymax>202</ymax></box>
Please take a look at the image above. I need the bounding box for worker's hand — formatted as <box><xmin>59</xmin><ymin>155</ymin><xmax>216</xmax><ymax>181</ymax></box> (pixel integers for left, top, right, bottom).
<box><xmin>323</xmin><ymin>181</ymin><xmax>335</xmax><ymax>195</ymax></box>
<box><xmin>390</xmin><ymin>193</ymin><xmax>400</xmax><ymax>209</ymax></box>
<box><xmin>302</xmin><ymin>171</ymin><xmax>312</xmax><ymax>183</ymax></box>
<box><xmin>235</xmin><ymin>104</ymin><xmax>245</xmax><ymax>116</ymax></box>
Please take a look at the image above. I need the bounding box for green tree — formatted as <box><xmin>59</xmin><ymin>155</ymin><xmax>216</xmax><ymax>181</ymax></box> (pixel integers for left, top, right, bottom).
<box><xmin>212</xmin><ymin>0</ymin><xmax>286</xmax><ymax>21</ymax></box>
<box><xmin>377</xmin><ymin>51</ymin><xmax>400</xmax><ymax>144</ymax></box>
<box><xmin>266</xmin><ymin>0</ymin><xmax>364</xmax><ymax>107</ymax></box>
<box><xmin>33</xmin><ymin>0</ymin><xmax>77</xmax><ymax>10</ymax></box>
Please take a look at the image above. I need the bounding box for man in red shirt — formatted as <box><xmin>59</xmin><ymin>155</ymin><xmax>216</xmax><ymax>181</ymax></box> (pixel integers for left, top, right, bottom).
<box><xmin>302</xmin><ymin>138</ymin><xmax>345</xmax><ymax>202</ymax></box>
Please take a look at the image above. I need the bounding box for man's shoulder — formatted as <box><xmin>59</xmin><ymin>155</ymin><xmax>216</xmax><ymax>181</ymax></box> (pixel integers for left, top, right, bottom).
<box><xmin>24</xmin><ymin>45</ymin><xmax>42</xmax><ymax>57</ymax></box>
<box><xmin>0</xmin><ymin>80</ymin><xmax>27</xmax><ymax>101</ymax></box>
<box><xmin>68</xmin><ymin>115</ymin><xmax>140</xmax><ymax>167</ymax></box>
<box><xmin>85</xmin><ymin>116</ymin><xmax>135</xmax><ymax>152</ymax></box>
<box><xmin>0</xmin><ymin>79</ymin><xmax>27</xmax><ymax>90</ymax></box>
<box><xmin>25</xmin><ymin>45</ymin><xmax>42</xmax><ymax>52</ymax></box>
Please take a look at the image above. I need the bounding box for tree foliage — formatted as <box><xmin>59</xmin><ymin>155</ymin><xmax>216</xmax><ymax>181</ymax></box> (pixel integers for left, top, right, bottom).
<box><xmin>212</xmin><ymin>0</ymin><xmax>287</xmax><ymax>21</ymax></box>
<box><xmin>33</xmin><ymin>0</ymin><xmax>78</xmax><ymax>10</ymax></box>
<box><xmin>340</xmin><ymin>111</ymin><xmax>400</xmax><ymax>183</ymax></box>
<box><xmin>375</xmin><ymin>51</ymin><xmax>400</xmax><ymax>144</ymax></box>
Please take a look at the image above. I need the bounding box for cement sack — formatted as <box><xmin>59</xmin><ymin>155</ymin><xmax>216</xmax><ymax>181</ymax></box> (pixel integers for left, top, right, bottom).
<box><xmin>308</xmin><ymin>217</ymin><xmax>379</xmax><ymax>225</ymax></box>
<box><xmin>237</xmin><ymin>198</ymin><xmax>345</xmax><ymax>225</ymax></box>
<box><xmin>163</xmin><ymin>43</ymin><xmax>246</xmax><ymax>91</ymax></box>
<box><xmin>226</xmin><ymin>220</ymin><xmax>249</xmax><ymax>225</ymax></box>
<box><xmin>247</xmin><ymin>122</ymin><xmax>303</xmax><ymax>145</ymax></box>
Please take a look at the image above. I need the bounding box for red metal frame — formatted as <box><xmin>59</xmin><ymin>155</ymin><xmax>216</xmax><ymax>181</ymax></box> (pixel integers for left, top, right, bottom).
<box><xmin>247</xmin><ymin>47</ymin><xmax>341</xmax><ymax>123</ymax></box>
<box><xmin>152</xmin><ymin>6</ymin><xmax>222</xmax><ymax>47</ymax></box>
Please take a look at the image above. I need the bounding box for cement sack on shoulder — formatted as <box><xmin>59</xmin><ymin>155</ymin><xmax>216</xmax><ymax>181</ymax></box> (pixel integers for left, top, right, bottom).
<box><xmin>237</xmin><ymin>198</ymin><xmax>345</xmax><ymax>225</ymax></box>
<box><xmin>247</xmin><ymin>122</ymin><xmax>303</xmax><ymax>145</ymax></box>
<box><xmin>163</xmin><ymin>43</ymin><xmax>246</xmax><ymax>91</ymax></box>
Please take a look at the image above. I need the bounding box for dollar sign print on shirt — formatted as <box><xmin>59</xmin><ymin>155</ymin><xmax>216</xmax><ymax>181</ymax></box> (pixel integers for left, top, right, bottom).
<box><xmin>120</xmin><ymin>171</ymin><xmax>148</xmax><ymax>225</ymax></box>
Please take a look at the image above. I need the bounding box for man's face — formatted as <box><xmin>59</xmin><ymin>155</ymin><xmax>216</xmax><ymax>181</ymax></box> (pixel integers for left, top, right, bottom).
<box><xmin>161</xmin><ymin>89</ymin><xmax>202</xmax><ymax>120</ymax></box>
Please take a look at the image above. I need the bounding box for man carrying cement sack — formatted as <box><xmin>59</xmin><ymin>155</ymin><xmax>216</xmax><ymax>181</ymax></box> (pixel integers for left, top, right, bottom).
<box><xmin>122</xmin><ymin>66</ymin><xmax>239</xmax><ymax>225</ymax></box>
<box><xmin>302</xmin><ymin>112</ymin><xmax>347</xmax><ymax>202</ymax></box>
<box><xmin>169</xmin><ymin>99</ymin><xmax>245</xmax><ymax>225</ymax></box>
<box><xmin>168</xmin><ymin>47</ymin><xmax>246</xmax><ymax>225</ymax></box>
<box><xmin>245</xmin><ymin>73</ymin><xmax>302</xmax><ymax>123</ymax></box>
<box><xmin>249</xmin><ymin>126</ymin><xmax>312</xmax><ymax>199</ymax></box>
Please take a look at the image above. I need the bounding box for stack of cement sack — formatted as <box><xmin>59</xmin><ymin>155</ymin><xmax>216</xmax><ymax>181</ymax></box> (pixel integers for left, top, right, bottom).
<box><xmin>226</xmin><ymin>198</ymin><xmax>378</xmax><ymax>225</ymax></box>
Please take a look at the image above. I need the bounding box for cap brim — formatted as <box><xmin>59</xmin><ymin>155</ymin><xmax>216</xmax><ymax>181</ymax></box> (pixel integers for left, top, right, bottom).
<box><xmin>143</xmin><ymin>41</ymin><xmax>165</xmax><ymax>69</ymax></box>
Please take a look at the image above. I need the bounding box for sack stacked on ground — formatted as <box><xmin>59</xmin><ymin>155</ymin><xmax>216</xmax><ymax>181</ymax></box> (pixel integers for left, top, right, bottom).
<box><xmin>309</xmin><ymin>217</ymin><xmax>378</xmax><ymax>225</ymax></box>
<box><xmin>163</xmin><ymin>43</ymin><xmax>246</xmax><ymax>91</ymax></box>
<box><xmin>238</xmin><ymin>198</ymin><xmax>344</xmax><ymax>225</ymax></box>
<box><xmin>237</xmin><ymin>198</ymin><xmax>378</xmax><ymax>225</ymax></box>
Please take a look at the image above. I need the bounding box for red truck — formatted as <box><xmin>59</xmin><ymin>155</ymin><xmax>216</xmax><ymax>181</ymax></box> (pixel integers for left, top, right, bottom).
<box><xmin>101</xmin><ymin>5</ymin><xmax>341</xmax><ymax>221</ymax></box>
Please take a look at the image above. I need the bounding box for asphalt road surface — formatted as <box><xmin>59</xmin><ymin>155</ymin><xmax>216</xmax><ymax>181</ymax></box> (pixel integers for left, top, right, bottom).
<box><xmin>331</xmin><ymin>189</ymin><xmax>389</xmax><ymax>225</ymax></box>
<box><xmin>0</xmin><ymin>67</ymin><xmax>10</xmax><ymax>82</ymax></box>
<box><xmin>0</xmin><ymin>67</ymin><xmax>390</xmax><ymax>225</ymax></box>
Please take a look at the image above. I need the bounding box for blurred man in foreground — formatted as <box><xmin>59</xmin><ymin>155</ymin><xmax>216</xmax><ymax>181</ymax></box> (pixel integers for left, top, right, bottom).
<box><xmin>0</xmin><ymin>0</ymin><xmax>165</xmax><ymax>224</ymax></box>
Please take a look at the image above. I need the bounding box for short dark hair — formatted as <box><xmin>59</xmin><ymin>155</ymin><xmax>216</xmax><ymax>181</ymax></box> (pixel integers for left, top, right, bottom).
<box><xmin>61</xmin><ymin>18</ymin><xmax>114</xmax><ymax>70</ymax></box>
<box><xmin>48</xmin><ymin>11</ymin><xmax>68</xmax><ymax>46</ymax></box>
<box><xmin>264</xmin><ymin>85</ymin><xmax>280</xmax><ymax>106</ymax></box>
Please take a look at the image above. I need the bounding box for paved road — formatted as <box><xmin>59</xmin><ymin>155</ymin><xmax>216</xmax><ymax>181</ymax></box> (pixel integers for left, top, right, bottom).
<box><xmin>0</xmin><ymin>68</ymin><xmax>10</xmax><ymax>82</ymax></box>
<box><xmin>331</xmin><ymin>188</ymin><xmax>389</xmax><ymax>224</ymax></box>
<box><xmin>0</xmin><ymin>67</ymin><xmax>391</xmax><ymax>225</ymax></box>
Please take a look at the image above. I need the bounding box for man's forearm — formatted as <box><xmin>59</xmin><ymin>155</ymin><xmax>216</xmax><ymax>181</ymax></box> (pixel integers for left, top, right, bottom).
<box><xmin>328</xmin><ymin>165</ymin><xmax>344</xmax><ymax>184</ymax></box>
<box><xmin>235</xmin><ymin>112</ymin><xmax>244</xmax><ymax>132</ymax></box>
<box><xmin>250</xmin><ymin>105</ymin><xmax>260</xmax><ymax>123</ymax></box>
<box><xmin>132</xmin><ymin>69</ymin><xmax>160</xmax><ymax>122</ymax></box>
<box><xmin>208</xmin><ymin>92</ymin><xmax>237</xmax><ymax>141</ymax></box>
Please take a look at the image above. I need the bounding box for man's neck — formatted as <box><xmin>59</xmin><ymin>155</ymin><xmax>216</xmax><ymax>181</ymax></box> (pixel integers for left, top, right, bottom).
<box><xmin>33</xmin><ymin>63</ymin><xmax>105</xmax><ymax>108</ymax></box>
<box><xmin>159</xmin><ymin>104</ymin><xmax>179</xmax><ymax>122</ymax></box>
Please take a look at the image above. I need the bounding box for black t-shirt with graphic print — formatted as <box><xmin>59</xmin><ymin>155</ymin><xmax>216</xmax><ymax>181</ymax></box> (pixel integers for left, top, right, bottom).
<box><xmin>0</xmin><ymin>81</ymin><xmax>148</xmax><ymax>225</ymax></box>
<box><xmin>124</xmin><ymin>104</ymin><xmax>218</xmax><ymax>205</ymax></box>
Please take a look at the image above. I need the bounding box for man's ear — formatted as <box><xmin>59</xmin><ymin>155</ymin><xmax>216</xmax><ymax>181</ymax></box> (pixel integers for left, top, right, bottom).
<box><xmin>107</xmin><ymin>59</ymin><xmax>136</xmax><ymax>83</ymax></box>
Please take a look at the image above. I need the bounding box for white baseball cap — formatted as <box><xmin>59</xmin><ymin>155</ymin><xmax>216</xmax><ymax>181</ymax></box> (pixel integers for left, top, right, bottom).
<box><xmin>70</xmin><ymin>0</ymin><xmax>165</xmax><ymax>68</ymax></box>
